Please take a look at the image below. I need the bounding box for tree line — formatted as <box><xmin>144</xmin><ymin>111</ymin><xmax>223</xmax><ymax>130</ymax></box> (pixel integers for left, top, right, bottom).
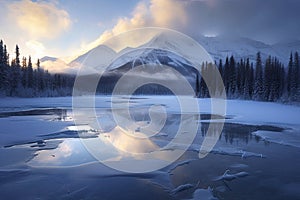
<box><xmin>1</xmin><ymin>39</ymin><xmax>299</xmax><ymax>102</ymax></box>
<box><xmin>199</xmin><ymin>51</ymin><xmax>300</xmax><ymax>102</ymax></box>
<box><xmin>0</xmin><ymin>40</ymin><xmax>74</xmax><ymax>97</ymax></box>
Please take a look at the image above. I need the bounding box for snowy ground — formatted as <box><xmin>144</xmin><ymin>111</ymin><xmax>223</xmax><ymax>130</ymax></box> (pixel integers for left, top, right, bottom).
<box><xmin>0</xmin><ymin>96</ymin><xmax>299</xmax><ymax>199</ymax></box>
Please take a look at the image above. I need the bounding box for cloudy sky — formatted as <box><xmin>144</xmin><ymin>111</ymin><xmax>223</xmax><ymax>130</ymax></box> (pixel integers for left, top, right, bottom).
<box><xmin>0</xmin><ymin>0</ymin><xmax>299</xmax><ymax>63</ymax></box>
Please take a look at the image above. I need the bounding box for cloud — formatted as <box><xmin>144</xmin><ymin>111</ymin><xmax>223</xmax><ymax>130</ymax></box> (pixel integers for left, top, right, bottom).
<box><xmin>8</xmin><ymin>0</ymin><xmax>72</xmax><ymax>39</ymax></box>
<box><xmin>81</xmin><ymin>0</ymin><xmax>187</xmax><ymax>52</ymax></box>
<box><xmin>41</xmin><ymin>59</ymin><xmax>76</xmax><ymax>74</ymax></box>
<box><xmin>25</xmin><ymin>40</ymin><xmax>45</xmax><ymax>59</ymax></box>
<box><xmin>149</xmin><ymin>0</ymin><xmax>187</xmax><ymax>27</ymax></box>
<box><xmin>183</xmin><ymin>0</ymin><xmax>300</xmax><ymax>43</ymax></box>
<box><xmin>82</xmin><ymin>0</ymin><xmax>300</xmax><ymax>55</ymax></box>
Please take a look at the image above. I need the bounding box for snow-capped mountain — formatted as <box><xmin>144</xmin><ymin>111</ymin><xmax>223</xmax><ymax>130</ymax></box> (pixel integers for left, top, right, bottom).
<box><xmin>140</xmin><ymin>32</ymin><xmax>212</xmax><ymax>67</ymax></box>
<box><xmin>47</xmin><ymin>31</ymin><xmax>299</xmax><ymax>97</ymax></box>
<box><xmin>43</xmin><ymin>32</ymin><xmax>300</xmax><ymax>74</ymax></box>
<box><xmin>108</xmin><ymin>48</ymin><xmax>197</xmax><ymax>76</ymax></box>
<box><xmin>95</xmin><ymin>48</ymin><xmax>199</xmax><ymax>96</ymax></box>
<box><xmin>69</xmin><ymin>44</ymin><xmax>117</xmax><ymax>72</ymax></box>
<box><xmin>272</xmin><ymin>39</ymin><xmax>300</xmax><ymax>61</ymax></box>
<box><xmin>40</xmin><ymin>56</ymin><xmax>58</xmax><ymax>63</ymax></box>
<box><xmin>107</xmin><ymin>32</ymin><xmax>300</xmax><ymax>68</ymax></box>
<box><xmin>68</xmin><ymin>31</ymin><xmax>213</xmax><ymax>74</ymax></box>
<box><xmin>107</xmin><ymin>47</ymin><xmax>196</xmax><ymax>72</ymax></box>
<box><xmin>196</xmin><ymin>35</ymin><xmax>300</xmax><ymax>65</ymax></box>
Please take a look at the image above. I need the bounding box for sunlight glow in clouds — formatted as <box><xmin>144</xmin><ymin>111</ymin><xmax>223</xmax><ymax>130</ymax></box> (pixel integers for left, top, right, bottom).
<box><xmin>81</xmin><ymin>0</ymin><xmax>187</xmax><ymax>53</ymax></box>
<box><xmin>25</xmin><ymin>40</ymin><xmax>45</xmax><ymax>59</ymax></box>
<box><xmin>8</xmin><ymin>0</ymin><xmax>71</xmax><ymax>39</ymax></box>
<box><xmin>40</xmin><ymin>0</ymin><xmax>188</xmax><ymax>71</ymax></box>
<box><xmin>150</xmin><ymin>0</ymin><xmax>187</xmax><ymax>27</ymax></box>
<box><xmin>2</xmin><ymin>0</ymin><xmax>299</xmax><ymax>73</ymax></box>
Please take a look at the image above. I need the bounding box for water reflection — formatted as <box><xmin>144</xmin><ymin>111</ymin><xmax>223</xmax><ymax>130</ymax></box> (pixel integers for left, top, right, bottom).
<box><xmin>28</xmin><ymin>109</ymin><xmax>286</xmax><ymax>168</ymax></box>
<box><xmin>0</xmin><ymin>108</ymin><xmax>69</xmax><ymax>119</ymax></box>
<box><xmin>15</xmin><ymin>99</ymin><xmax>285</xmax><ymax>170</ymax></box>
<box><xmin>200</xmin><ymin>122</ymin><xmax>285</xmax><ymax>145</ymax></box>
<box><xmin>29</xmin><ymin>138</ymin><xmax>96</xmax><ymax>167</ymax></box>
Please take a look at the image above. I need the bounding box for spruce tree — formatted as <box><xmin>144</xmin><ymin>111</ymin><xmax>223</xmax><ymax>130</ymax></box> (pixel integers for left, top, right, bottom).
<box><xmin>10</xmin><ymin>45</ymin><xmax>22</xmax><ymax>96</ymax></box>
<box><xmin>229</xmin><ymin>56</ymin><xmax>236</xmax><ymax>97</ymax></box>
<box><xmin>223</xmin><ymin>57</ymin><xmax>230</xmax><ymax>96</ymax></box>
<box><xmin>0</xmin><ymin>40</ymin><xmax>4</xmax><ymax>91</ymax></box>
<box><xmin>294</xmin><ymin>52</ymin><xmax>299</xmax><ymax>101</ymax></box>
<box><xmin>21</xmin><ymin>57</ymin><xmax>27</xmax><ymax>88</ymax></box>
<box><xmin>287</xmin><ymin>52</ymin><xmax>298</xmax><ymax>101</ymax></box>
<box><xmin>27</xmin><ymin>56</ymin><xmax>34</xmax><ymax>89</ymax></box>
<box><xmin>287</xmin><ymin>53</ymin><xmax>293</xmax><ymax>98</ymax></box>
<box><xmin>200</xmin><ymin>63</ymin><xmax>208</xmax><ymax>97</ymax></box>
<box><xmin>264</xmin><ymin>56</ymin><xmax>272</xmax><ymax>101</ymax></box>
<box><xmin>254</xmin><ymin>52</ymin><xmax>264</xmax><ymax>100</ymax></box>
<box><xmin>279</xmin><ymin>64</ymin><xmax>285</xmax><ymax>99</ymax></box>
<box><xmin>218</xmin><ymin>59</ymin><xmax>225</xmax><ymax>96</ymax></box>
<box><xmin>15</xmin><ymin>45</ymin><xmax>20</xmax><ymax>67</ymax></box>
<box><xmin>218</xmin><ymin>59</ymin><xmax>223</xmax><ymax>78</ymax></box>
<box><xmin>249</xmin><ymin>63</ymin><xmax>254</xmax><ymax>98</ymax></box>
<box><xmin>37</xmin><ymin>59</ymin><xmax>45</xmax><ymax>92</ymax></box>
<box><xmin>236</xmin><ymin>59</ymin><xmax>244</xmax><ymax>96</ymax></box>
<box><xmin>243</xmin><ymin>58</ymin><xmax>250</xmax><ymax>99</ymax></box>
<box><xmin>0</xmin><ymin>42</ymin><xmax>9</xmax><ymax>94</ymax></box>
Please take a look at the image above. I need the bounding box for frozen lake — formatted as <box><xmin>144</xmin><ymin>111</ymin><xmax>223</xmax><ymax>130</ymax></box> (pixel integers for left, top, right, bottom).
<box><xmin>0</xmin><ymin>96</ymin><xmax>299</xmax><ymax>199</ymax></box>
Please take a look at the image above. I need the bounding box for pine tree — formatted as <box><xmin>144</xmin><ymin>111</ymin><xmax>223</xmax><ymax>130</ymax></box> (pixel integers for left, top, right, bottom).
<box><xmin>286</xmin><ymin>52</ymin><xmax>298</xmax><ymax>101</ymax></box>
<box><xmin>15</xmin><ymin>45</ymin><xmax>20</xmax><ymax>67</ymax></box>
<box><xmin>0</xmin><ymin>40</ymin><xmax>4</xmax><ymax>91</ymax></box>
<box><xmin>21</xmin><ymin>57</ymin><xmax>27</xmax><ymax>88</ymax></box>
<box><xmin>243</xmin><ymin>58</ymin><xmax>250</xmax><ymax>99</ymax></box>
<box><xmin>264</xmin><ymin>56</ymin><xmax>272</xmax><ymax>101</ymax></box>
<box><xmin>271</xmin><ymin>58</ymin><xmax>280</xmax><ymax>101</ymax></box>
<box><xmin>0</xmin><ymin>41</ymin><xmax>76</xmax><ymax>97</ymax></box>
<box><xmin>0</xmin><ymin>42</ymin><xmax>9</xmax><ymax>94</ymax></box>
<box><xmin>200</xmin><ymin>63</ymin><xmax>208</xmax><ymax>97</ymax></box>
<box><xmin>195</xmin><ymin>71</ymin><xmax>200</xmax><ymax>97</ymax></box>
<box><xmin>218</xmin><ymin>59</ymin><xmax>223</xmax><ymax>78</ymax></box>
<box><xmin>27</xmin><ymin>56</ymin><xmax>34</xmax><ymax>89</ymax></box>
<box><xmin>294</xmin><ymin>52</ymin><xmax>299</xmax><ymax>101</ymax></box>
<box><xmin>218</xmin><ymin>59</ymin><xmax>225</xmax><ymax>96</ymax></box>
<box><xmin>254</xmin><ymin>52</ymin><xmax>264</xmax><ymax>100</ymax></box>
<box><xmin>249</xmin><ymin>63</ymin><xmax>254</xmax><ymax>98</ymax></box>
<box><xmin>236</xmin><ymin>59</ymin><xmax>244</xmax><ymax>96</ymax></box>
<box><xmin>279</xmin><ymin>64</ymin><xmax>285</xmax><ymax>99</ymax></box>
<box><xmin>10</xmin><ymin>45</ymin><xmax>22</xmax><ymax>96</ymax></box>
<box><xmin>228</xmin><ymin>56</ymin><xmax>236</xmax><ymax>97</ymax></box>
<box><xmin>37</xmin><ymin>59</ymin><xmax>44</xmax><ymax>92</ymax></box>
<box><xmin>287</xmin><ymin>53</ymin><xmax>293</xmax><ymax>98</ymax></box>
<box><xmin>223</xmin><ymin>57</ymin><xmax>230</xmax><ymax>96</ymax></box>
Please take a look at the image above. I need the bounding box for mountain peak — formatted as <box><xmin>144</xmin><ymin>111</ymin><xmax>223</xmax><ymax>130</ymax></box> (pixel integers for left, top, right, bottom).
<box><xmin>40</xmin><ymin>56</ymin><xmax>58</xmax><ymax>62</ymax></box>
<box><xmin>64</xmin><ymin>34</ymin><xmax>300</xmax><ymax>74</ymax></box>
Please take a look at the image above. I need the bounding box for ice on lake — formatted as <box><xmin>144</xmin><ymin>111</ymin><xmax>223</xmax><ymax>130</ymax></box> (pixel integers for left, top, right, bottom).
<box><xmin>0</xmin><ymin>96</ymin><xmax>300</xmax><ymax>199</ymax></box>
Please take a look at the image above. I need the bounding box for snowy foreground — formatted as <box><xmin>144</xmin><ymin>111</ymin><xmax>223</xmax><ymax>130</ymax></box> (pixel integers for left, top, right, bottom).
<box><xmin>0</xmin><ymin>96</ymin><xmax>299</xmax><ymax>199</ymax></box>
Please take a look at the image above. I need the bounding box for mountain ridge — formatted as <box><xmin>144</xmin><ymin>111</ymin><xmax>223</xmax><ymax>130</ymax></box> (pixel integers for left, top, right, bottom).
<box><xmin>40</xmin><ymin>34</ymin><xmax>300</xmax><ymax>73</ymax></box>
